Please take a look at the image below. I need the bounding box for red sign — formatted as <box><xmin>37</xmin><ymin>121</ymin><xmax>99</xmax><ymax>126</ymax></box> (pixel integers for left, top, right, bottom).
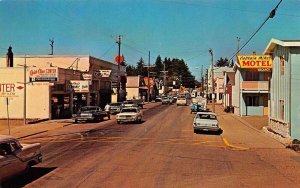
<box><xmin>114</xmin><ymin>55</ymin><xmax>124</xmax><ymax>64</ymax></box>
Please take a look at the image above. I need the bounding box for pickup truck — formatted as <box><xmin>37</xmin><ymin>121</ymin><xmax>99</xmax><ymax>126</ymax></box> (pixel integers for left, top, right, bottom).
<box><xmin>72</xmin><ymin>106</ymin><xmax>110</xmax><ymax>123</ymax></box>
<box><xmin>0</xmin><ymin>135</ymin><xmax>42</xmax><ymax>182</ymax></box>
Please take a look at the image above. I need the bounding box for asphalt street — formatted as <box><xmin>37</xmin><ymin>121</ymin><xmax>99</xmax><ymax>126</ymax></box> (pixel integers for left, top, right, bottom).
<box><xmin>3</xmin><ymin>103</ymin><xmax>300</xmax><ymax>188</ymax></box>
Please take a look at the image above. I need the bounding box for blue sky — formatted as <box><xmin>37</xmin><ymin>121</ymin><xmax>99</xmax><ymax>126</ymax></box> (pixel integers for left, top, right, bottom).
<box><xmin>0</xmin><ymin>0</ymin><xmax>299</xmax><ymax>79</ymax></box>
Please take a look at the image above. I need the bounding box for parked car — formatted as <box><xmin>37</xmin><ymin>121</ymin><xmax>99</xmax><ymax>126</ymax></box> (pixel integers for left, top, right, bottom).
<box><xmin>116</xmin><ymin>107</ymin><xmax>143</xmax><ymax>124</ymax></box>
<box><xmin>72</xmin><ymin>106</ymin><xmax>109</xmax><ymax>123</ymax></box>
<box><xmin>193</xmin><ymin>112</ymin><xmax>222</xmax><ymax>134</ymax></box>
<box><xmin>109</xmin><ymin>102</ymin><xmax>124</xmax><ymax>114</ymax></box>
<box><xmin>155</xmin><ymin>96</ymin><xmax>162</xmax><ymax>102</ymax></box>
<box><xmin>0</xmin><ymin>135</ymin><xmax>42</xmax><ymax>182</ymax></box>
<box><xmin>161</xmin><ymin>96</ymin><xmax>171</xmax><ymax>105</ymax></box>
<box><xmin>177</xmin><ymin>97</ymin><xmax>187</xmax><ymax>106</ymax></box>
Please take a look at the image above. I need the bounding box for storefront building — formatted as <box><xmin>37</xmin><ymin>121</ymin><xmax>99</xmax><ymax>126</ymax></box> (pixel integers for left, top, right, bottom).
<box><xmin>264</xmin><ymin>39</ymin><xmax>300</xmax><ymax>140</ymax></box>
<box><xmin>232</xmin><ymin>54</ymin><xmax>272</xmax><ymax>116</ymax></box>
<box><xmin>0</xmin><ymin>55</ymin><xmax>126</xmax><ymax>120</ymax></box>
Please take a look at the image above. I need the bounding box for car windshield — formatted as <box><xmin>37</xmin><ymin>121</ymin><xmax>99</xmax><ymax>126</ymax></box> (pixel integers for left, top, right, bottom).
<box><xmin>122</xmin><ymin>109</ymin><xmax>138</xmax><ymax>113</ymax></box>
<box><xmin>81</xmin><ymin>107</ymin><xmax>98</xmax><ymax>112</ymax></box>
<box><xmin>197</xmin><ymin>114</ymin><xmax>216</xmax><ymax>120</ymax></box>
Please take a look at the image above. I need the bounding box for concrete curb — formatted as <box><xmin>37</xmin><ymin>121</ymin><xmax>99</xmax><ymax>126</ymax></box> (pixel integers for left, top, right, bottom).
<box><xmin>17</xmin><ymin>130</ymin><xmax>48</xmax><ymax>140</ymax></box>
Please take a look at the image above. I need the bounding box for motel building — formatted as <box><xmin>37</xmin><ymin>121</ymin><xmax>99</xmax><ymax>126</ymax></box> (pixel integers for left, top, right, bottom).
<box><xmin>232</xmin><ymin>54</ymin><xmax>272</xmax><ymax>116</ymax></box>
<box><xmin>0</xmin><ymin>54</ymin><xmax>126</xmax><ymax>121</ymax></box>
<box><xmin>264</xmin><ymin>39</ymin><xmax>300</xmax><ymax>140</ymax></box>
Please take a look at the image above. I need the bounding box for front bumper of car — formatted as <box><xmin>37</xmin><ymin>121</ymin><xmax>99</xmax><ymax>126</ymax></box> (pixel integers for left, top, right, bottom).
<box><xmin>116</xmin><ymin>116</ymin><xmax>138</xmax><ymax>122</ymax></box>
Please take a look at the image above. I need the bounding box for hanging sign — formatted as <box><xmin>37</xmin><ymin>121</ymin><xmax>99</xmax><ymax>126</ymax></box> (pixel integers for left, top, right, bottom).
<box><xmin>29</xmin><ymin>67</ymin><xmax>59</xmax><ymax>82</ymax></box>
<box><xmin>237</xmin><ymin>55</ymin><xmax>273</xmax><ymax>69</ymax></box>
<box><xmin>99</xmin><ymin>70</ymin><xmax>112</xmax><ymax>77</ymax></box>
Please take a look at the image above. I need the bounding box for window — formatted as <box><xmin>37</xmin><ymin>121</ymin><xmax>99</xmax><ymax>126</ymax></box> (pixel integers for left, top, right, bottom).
<box><xmin>245</xmin><ymin>96</ymin><xmax>259</xmax><ymax>106</ymax></box>
<box><xmin>0</xmin><ymin>143</ymin><xmax>13</xmax><ymax>156</ymax></box>
<box><xmin>245</xmin><ymin>71</ymin><xmax>259</xmax><ymax>81</ymax></box>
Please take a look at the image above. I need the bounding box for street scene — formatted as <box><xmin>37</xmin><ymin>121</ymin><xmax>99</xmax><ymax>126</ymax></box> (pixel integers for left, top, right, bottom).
<box><xmin>1</xmin><ymin>0</ymin><xmax>300</xmax><ymax>187</ymax></box>
<box><xmin>1</xmin><ymin>103</ymin><xmax>300</xmax><ymax>187</ymax></box>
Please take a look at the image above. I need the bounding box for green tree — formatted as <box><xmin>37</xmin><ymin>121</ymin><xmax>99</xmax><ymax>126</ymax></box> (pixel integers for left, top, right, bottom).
<box><xmin>136</xmin><ymin>57</ymin><xmax>147</xmax><ymax>76</ymax></box>
<box><xmin>215</xmin><ymin>57</ymin><xmax>229</xmax><ymax>67</ymax></box>
<box><xmin>126</xmin><ymin>65</ymin><xmax>137</xmax><ymax>76</ymax></box>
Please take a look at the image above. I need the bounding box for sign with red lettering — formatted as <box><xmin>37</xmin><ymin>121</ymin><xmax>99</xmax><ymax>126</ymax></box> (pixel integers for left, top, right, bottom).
<box><xmin>237</xmin><ymin>55</ymin><xmax>273</xmax><ymax>69</ymax></box>
<box><xmin>29</xmin><ymin>67</ymin><xmax>59</xmax><ymax>82</ymax></box>
<box><xmin>0</xmin><ymin>83</ymin><xmax>23</xmax><ymax>97</ymax></box>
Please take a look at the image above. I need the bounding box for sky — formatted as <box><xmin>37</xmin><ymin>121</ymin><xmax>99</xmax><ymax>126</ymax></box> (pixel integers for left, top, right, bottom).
<box><xmin>0</xmin><ymin>0</ymin><xmax>300</xmax><ymax>80</ymax></box>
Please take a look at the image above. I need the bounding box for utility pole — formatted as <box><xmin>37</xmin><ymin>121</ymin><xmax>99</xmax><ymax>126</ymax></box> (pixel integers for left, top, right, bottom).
<box><xmin>206</xmin><ymin>69</ymin><xmax>209</xmax><ymax>99</ymax></box>
<box><xmin>49</xmin><ymin>39</ymin><xmax>54</xmax><ymax>55</ymax></box>
<box><xmin>209</xmin><ymin>48</ymin><xmax>215</xmax><ymax>113</ymax></box>
<box><xmin>236</xmin><ymin>37</ymin><xmax>240</xmax><ymax>57</ymax></box>
<box><xmin>201</xmin><ymin>65</ymin><xmax>203</xmax><ymax>96</ymax></box>
<box><xmin>114</xmin><ymin>35</ymin><xmax>124</xmax><ymax>102</ymax></box>
<box><xmin>144</xmin><ymin>51</ymin><xmax>155</xmax><ymax>102</ymax></box>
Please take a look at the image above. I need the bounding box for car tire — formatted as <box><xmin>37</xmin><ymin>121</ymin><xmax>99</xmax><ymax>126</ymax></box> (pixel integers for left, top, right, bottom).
<box><xmin>117</xmin><ymin>121</ymin><xmax>120</xmax><ymax>124</ymax></box>
<box><xmin>74</xmin><ymin>120</ymin><xmax>78</xmax><ymax>124</ymax></box>
<box><xmin>193</xmin><ymin>129</ymin><xmax>197</xmax><ymax>134</ymax></box>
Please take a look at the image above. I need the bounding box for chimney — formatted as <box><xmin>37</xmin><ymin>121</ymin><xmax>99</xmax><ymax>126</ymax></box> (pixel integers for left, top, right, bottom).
<box><xmin>6</xmin><ymin>46</ymin><xmax>14</xmax><ymax>67</ymax></box>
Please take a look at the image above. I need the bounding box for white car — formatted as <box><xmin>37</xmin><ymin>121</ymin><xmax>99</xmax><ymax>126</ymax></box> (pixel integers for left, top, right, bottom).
<box><xmin>193</xmin><ymin>112</ymin><xmax>222</xmax><ymax>134</ymax></box>
<box><xmin>0</xmin><ymin>135</ymin><xmax>42</xmax><ymax>182</ymax></box>
<box><xmin>116</xmin><ymin>107</ymin><xmax>143</xmax><ymax>124</ymax></box>
<box><xmin>177</xmin><ymin>97</ymin><xmax>187</xmax><ymax>106</ymax></box>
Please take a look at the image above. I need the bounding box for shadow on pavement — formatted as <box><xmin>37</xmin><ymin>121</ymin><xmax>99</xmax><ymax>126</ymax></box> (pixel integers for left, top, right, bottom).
<box><xmin>1</xmin><ymin>167</ymin><xmax>56</xmax><ymax>188</ymax></box>
<box><xmin>194</xmin><ymin>129</ymin><xmax>223</xmax><ymax>135</ymax></box>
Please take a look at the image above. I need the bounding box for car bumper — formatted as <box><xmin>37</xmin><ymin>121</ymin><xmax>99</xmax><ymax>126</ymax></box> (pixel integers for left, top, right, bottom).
<box><xmin>193</xmin><ymin>126</ymin><xmax>220</xmax><ymax>132</ymax></box>
<box><xmin>72</xmin><ymin>117</ymin><xmax>95</xmax><ymax>121</ymax></box>
<box><xmin>116</xmin><ymin>117</ymin><xmax>138</xmax><ymax>122</ymax></box>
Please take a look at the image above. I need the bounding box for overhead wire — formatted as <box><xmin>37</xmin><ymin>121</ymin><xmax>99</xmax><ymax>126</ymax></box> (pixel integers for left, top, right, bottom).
<box><xmin>228</xmin><ymin>0</ymin><xmax>283</xmax><ymax>61</ymax></box>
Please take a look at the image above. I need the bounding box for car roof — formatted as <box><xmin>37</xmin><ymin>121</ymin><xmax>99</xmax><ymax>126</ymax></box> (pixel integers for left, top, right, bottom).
<box><xmin>196</xmin><ymin>112</ymin><xmax>217</xmax><ymax>116</ymax></box>
<box><xmin>0</xmin><ymin>135</ymin><xmax>17</xmax><ymax>142</ymax></box>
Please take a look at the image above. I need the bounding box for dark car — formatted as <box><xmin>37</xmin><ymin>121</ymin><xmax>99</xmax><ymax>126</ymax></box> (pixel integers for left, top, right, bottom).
<box><xmin>190</xmin><ymin>103</ymin><xmax>204</xmax><ymax>113</ymax></box>
<box><xmin>72</xmin><ymin>106</ymin><xmax>109</xmax><ymax>123</ymax></box>
<box><xmin>109</xmin><ymin>102</ymin><xmax>124</xmax><ymax>114</ymax></box>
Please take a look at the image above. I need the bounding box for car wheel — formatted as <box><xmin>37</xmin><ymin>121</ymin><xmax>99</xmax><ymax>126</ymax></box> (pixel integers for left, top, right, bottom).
<box><xmin>74</xmin><ymin>120</ymin><xmax>78</xmax><ymax>124</ymax></box>
<box><xmin>193</xmin><ymin>129</ymin><xmax>197</xmax><ymax>134</ymax></box>
<box><xmin>117</xmin><ymin>121</ymin><xmax>120</xmax><ymax>124</ymax></box>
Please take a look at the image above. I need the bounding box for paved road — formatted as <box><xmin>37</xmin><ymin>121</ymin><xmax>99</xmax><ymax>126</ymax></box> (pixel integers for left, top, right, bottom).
<box><xmin>3</xmin><ymin>103</ymin><xmax>300</xmax><ymax>188</ymax></box>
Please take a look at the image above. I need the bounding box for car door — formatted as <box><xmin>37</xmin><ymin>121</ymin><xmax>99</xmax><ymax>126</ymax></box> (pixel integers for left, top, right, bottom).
<box><xmin>0</xmin><ymin>142</ymin><xmax>23</xmax><ymax>181</ymax></box>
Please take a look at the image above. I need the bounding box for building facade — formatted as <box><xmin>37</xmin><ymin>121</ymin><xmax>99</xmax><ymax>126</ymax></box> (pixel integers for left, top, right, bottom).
<box><xmin>264</xmin><ymin>39</ymin><xmax>300</xmax><ymax>140</ymax></box>
<box><xmin>0</xmin><ymin>55</ymin><xmax>126</xmax><ymax>120</ymax></box>
<box><xmin>232</xmin><ymin>54</ymin><xmax>271</xmax><ymax>116</ymax></box>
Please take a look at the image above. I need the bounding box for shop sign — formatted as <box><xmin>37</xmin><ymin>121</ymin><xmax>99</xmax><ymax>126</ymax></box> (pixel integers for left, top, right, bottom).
<box><xmin>68</xmin><ymin>80</ymin><xmax>89</xmax><ymax>93</ymax></box>
<box><xmin>238</xmin><ymin>55</ymin><xmax>272</xmax><ymax>69</ymax></box>
<box><xmin>82</xmin><ymin>73</ymin><xmax>92</xmax><ymax>80</ymax></box>
<box><xmin>93</xmin><ymin>70</ymin><xmax>112</xmax><ymax>78</ymax></box>
<box><xmin>29</xmin><ymin>67</ymin><xmax>58</xmax><ymax>82</ymax></box>
<box><xmin>143</xmin><ymin>77</ymin><xmax>154</xmax><ymax>88</ymax></box>
<box><xmin>0</xmin><ymin>83</ymin><xmax>23</xmax><ymax>97</ymax></box>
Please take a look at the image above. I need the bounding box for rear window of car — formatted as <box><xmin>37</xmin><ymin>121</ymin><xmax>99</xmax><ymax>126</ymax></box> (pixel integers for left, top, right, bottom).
<box><xmin>111</xmin><ymin>103</ymin><xmax>122</xmax><ymax>106</ymax></box>
<box><xmin>197</xmin><ymin>114</ymin><xmax>216</xmax><ymax>120</ymax></box>
<box><xmin>122</xmin><ymin>109</ymin><xmax>138</xmax><ymax>113</ymax></box>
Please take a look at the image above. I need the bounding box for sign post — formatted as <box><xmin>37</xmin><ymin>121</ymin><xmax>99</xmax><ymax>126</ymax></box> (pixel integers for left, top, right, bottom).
<box><xmin>6</xmin><ymin>97</ymin><xmax>10</xmax><ymax>135</ymax></box>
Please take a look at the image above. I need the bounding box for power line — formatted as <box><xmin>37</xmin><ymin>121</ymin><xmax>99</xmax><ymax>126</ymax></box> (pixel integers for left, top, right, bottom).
<box><xmin>99</xmin><ymin>44</ymin><xmax>116</xmax><ymax>59</ymax></box>
<box><xmin>229</xmin><ymin>0</ymin><xmax>283</xmax><ymax>61</ymax></box>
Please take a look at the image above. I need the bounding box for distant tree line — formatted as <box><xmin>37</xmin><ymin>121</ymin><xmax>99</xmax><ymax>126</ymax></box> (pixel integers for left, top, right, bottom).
<box><xmin>126</xmin><ymin>55</ymin><xmax>196</xmax><ymax>88</ymax></box>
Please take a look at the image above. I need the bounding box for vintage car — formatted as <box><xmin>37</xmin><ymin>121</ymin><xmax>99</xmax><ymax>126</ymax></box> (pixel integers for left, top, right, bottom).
<box><xmin>109</xmin><ymin>102</ymin><xmax>124</xmax><ymax>114</ymax></box>
<box><xmin>116</xmin><ymin>107</ymin><xmax>143</xmax><ymax>124</ymax></box>
<box><xmin>0</xmin><ymin>135</ymin><xmax>42</xmax><ymax>182</ymax></box>
<box><xmin>176</xmin><ymin>97</ymin><xmax>187</xmax><ymax>106</ymax></box>
<box><xmin>190</xmin><ymin>102</ymin><xmax>204</xmax><ymax>113</ymax></box>
<box><xmin>72</xmin><ymin>106</ymin><xmax>109</xmax><ymax>123</ymax></box>
<box><xmin>161</xmin><ymin>96</ymin><xmax>171</xmax><ymax>105</ymax></box>
<box><xmin>193</xmin><ymin>112</ymin><xmax>222</xmax><ymax>134</ymax></box>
